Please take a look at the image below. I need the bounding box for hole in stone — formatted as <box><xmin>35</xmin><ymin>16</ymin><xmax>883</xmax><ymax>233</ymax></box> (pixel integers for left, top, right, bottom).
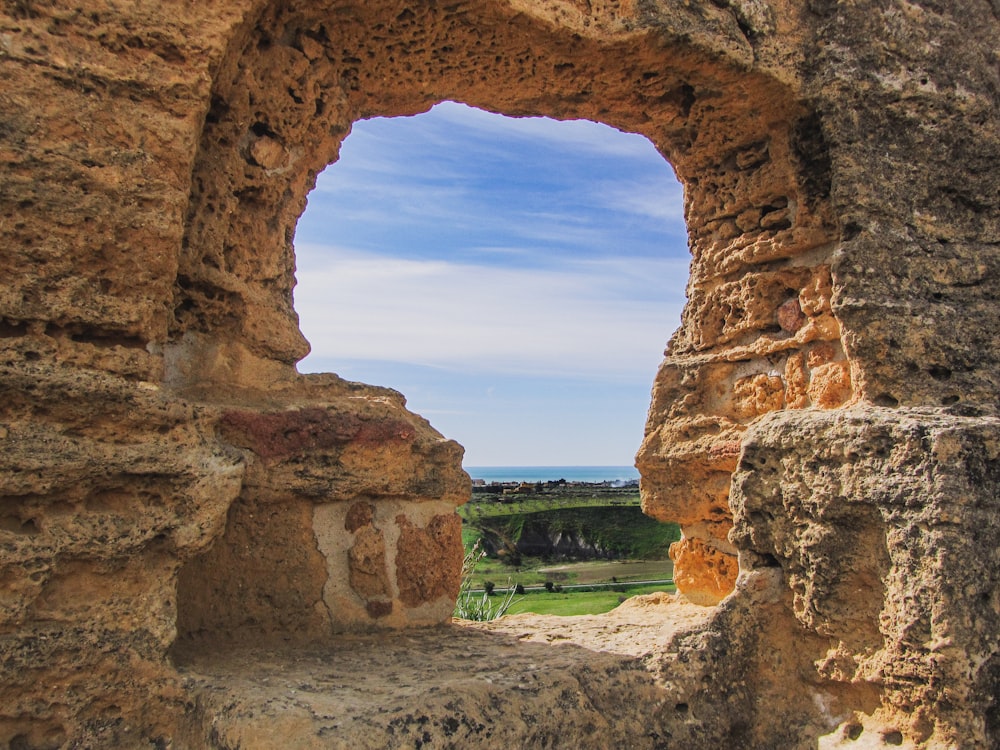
<box><xmin>250</xmin><ymin>121</ymin><xmax>276</xmax><ymax>138</ymax></box>
<box><xmin>0</xmin><ymin>515</ymin><xmax>39</xmax><ymax>535</ymax></box>
<box><xmin>290</xmin><ymin>101</ymin><xmax>689</xmax><ymax>620</ymax></box>
<box><xmin>0</xmin><ymin>320</ymin><xmax>28</xmax><ymax>337</ymax></box>
<box><xmin>841</xmin><ymin>221</ymin><xmax>862</xmax><ymax>241</ymax></box>
<box><xmin>175</xmin><ymin>102</ymin><xmax>694</xmax><ymax>648</ymax></box>
<box><xmin>166</xmin><ymin>11</ymin><xmax>849</xmax><ymax>732</ymax></box>
<box><xmin>758</xmin><ymin>553</ymin><xmax>781</xmax><ymax>568</ymax></box>
<box><xmin>882</xmin><ymin>729</ymin><xmax>903</xmax><ymax>745</ymax></box>
<box><xmin>928</xmin><ymin>364</ymin><xmax>952</xmax><ymax>381</ymax></box>
<box><xmin>845</xmin><ymin>722</ymin><xmax>863</xmax><ymax>740</ymax></box>
<box><xmin>873</xmin><ymin>393</ymin><xmax>899</xmax><ymax>407</ymax></box>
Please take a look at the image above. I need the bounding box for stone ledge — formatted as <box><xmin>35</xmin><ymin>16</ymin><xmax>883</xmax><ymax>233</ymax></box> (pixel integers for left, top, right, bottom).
<box><xmin>174</xmin><ymin>596</ymin><xmax>715</xmax><ymax>749</ymax></box>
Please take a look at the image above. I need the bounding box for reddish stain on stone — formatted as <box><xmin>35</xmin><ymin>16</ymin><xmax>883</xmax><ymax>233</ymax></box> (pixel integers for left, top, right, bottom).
<box><xmin>395</xmin><ymin>514</ymin><xmax>463</xmax><ymax>608</ymax></box>
<box><xmin>777</xmin><ymin>297</ymin><xmax>806</xmax><ymax>332</ymax></box>
<box><xmin>709</xmin><ymin>440</ymin><xmax>742</xmax><ymax>459</ymax></box>
<box><xmin>345</xmin><ymin>501</ymin><xmax>374</xmax><ymax>532</ymax></box>
<box><xmin>218</xmin><ymin>408</ymin><xmax>415</xmax><ymax>460</ymax></box>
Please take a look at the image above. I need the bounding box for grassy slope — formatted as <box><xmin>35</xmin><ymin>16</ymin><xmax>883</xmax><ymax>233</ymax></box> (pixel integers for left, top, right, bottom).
<box><xmin>469</xmin><ymin>505</ymin><xmax>680</xmax><ymax>561</ymax></box>
<box><xmin>458</xmin><ymin>495</ymin><xmax>680</xmax><ymax>616</ymax></box>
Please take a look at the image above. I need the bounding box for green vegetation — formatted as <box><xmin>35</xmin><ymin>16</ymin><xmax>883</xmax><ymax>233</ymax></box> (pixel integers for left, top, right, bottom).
<box><xmin>453</xmin><ymin>543</ymin><xmax>521</xmax><ymax>621</ymax></box>
<box><xmin>503</xmin><ymin>583</ymin><xmax>674</xmax><ymax>617</ymax></box>
<box><xmin>459</xmin><ymin>490</ymin><xmax>642</xmax><ymax>522</ymax></box>
<box><xmin>454</xmin><ymin>485</ymin><xmax>679</xmax><ymax>618</ymax></box>
<box><xmin>471</xmin><ymin>505</ymin><xmax>678</xmax><ymax>562</ymax></box>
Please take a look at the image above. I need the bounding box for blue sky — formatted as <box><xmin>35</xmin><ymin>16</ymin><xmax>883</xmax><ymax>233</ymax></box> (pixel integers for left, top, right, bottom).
<box><xmin>293</xmin><ymin>101</ymin><xmax>689</xmax><ymax>466</ymax></box>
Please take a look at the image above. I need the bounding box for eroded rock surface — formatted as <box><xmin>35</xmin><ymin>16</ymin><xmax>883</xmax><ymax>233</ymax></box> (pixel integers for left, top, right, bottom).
<box><xmin>2</xmin><ymin>0</ymin><xmax>999</xmax><ymax>747</ymax></box>
<box><xmin>732</xmin><ymin>408</ymin><xmax>1000</xmax><ymax>747</ymax></box>
<box><xmin>176</xmin><ymin>597</ymin><xmax>716</xmax><ymax>750</ymax></box>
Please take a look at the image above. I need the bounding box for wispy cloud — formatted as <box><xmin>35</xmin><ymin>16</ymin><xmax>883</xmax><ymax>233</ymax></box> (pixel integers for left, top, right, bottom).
<box><xmin>591</xmin><ymin>177</ymin><xmax>687</xmax><ymax>225</ymax></box>
<box><xmin>301</xmin><ymin>100</ymin><xmax>685</xmax><ymax>259</ymax></box>
<box><xmin>428</xmin><ymin>101</ymin><xmax>659</xmax><ymax>159</ymax></box>
<box><xmin>294</xmin><ymin>244</ymin><xmax>686</xmax><ymax>381</ymax></box>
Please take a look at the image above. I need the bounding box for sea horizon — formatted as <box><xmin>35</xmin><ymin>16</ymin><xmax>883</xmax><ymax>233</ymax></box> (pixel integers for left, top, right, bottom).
<box><xmin>464</xmin><ymin>465</ymin><xmax>640</xmax><ymax>484</ymax></box>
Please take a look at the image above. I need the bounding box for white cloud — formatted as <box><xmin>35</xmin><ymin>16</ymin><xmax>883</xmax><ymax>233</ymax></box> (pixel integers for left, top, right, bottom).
<box><xmin>592</xmin><ymin>177</ymin><xmax>687</xmax><ymax>225</ymax></box>
<box><xmin>429</xmin><ymin>101</ymin><xmax>660</xmax><ymax>160</ymax></box>
<box><xmin>294</xmin><ymin>244</ymin><xmax>687</xmax><ymax>381</ymax></box>
<box><xmin>315</xmin><ymin>101</ymin><xmax>666</xmax><ymax>185</ymax></box>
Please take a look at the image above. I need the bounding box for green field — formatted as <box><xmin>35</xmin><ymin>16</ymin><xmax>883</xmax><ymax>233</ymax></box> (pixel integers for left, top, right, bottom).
<box><xmin>502</xmin><ymin>583</ymin><xmax>674</xmax><ymax>616</ymax></box>
<box><xmin>466</xmin><ymin>505</ymin><xmax>678</xmax><ymax>563</ymax></box>
<box><xmin>457</xmin><ymin>489</ymin><xmax>678</xmax><ymax>617</ymax></box>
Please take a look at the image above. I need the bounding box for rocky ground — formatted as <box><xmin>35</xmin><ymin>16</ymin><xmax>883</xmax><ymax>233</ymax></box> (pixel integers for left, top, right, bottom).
<box><xmin>174</xmin><ymin>594</ymin><xmax>713</xmax><ymax>749</ymax></box>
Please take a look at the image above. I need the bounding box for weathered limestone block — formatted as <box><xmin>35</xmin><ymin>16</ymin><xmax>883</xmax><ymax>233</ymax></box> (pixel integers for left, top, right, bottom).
<box><xmin>669</xmin><ymin>536</ymin><xmax>740</xmax><ymax>606</ymax></box>
<box><xmin>395</xmin><ymin>513</ymin><xmax>463</xmax><ymax>609</ymax></box>
<box><xmin>348</xmin><ymin>520</ymin><xmax>391</xmax><ymax>600</ymax></box>
<box><xmin>174</xmin><ymin>373</ymin><xmax>469</xmax><ymax>644</ymax></box>
<box><xmin>0</xmin><ymin>361</ymin><xmax>245</xmax><ymax>744</ymax></box>
<box><xmin>731</xmin><ymin>407</ymin><xmax>1000</xmax><ymax>748</ymax></box>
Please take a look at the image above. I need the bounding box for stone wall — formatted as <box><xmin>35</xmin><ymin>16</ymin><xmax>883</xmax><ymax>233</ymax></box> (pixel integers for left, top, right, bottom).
<box><xmin>1</xmin><ymin>0</ymin><xmax>998</xmax><ymax>747</ymax></box>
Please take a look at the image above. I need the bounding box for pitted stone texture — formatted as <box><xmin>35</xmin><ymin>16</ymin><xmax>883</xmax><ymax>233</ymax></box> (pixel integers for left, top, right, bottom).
<box><xmin>732</xmin><ymin>408</ymin><xmax>1000</xmax><ymax>748</ymax></box>
<box><xmin>174</xmin><ymin>373</ymin><xmax>469</xmax><ymax>644</ymax></box>
<box><xmin>2</xmin><ymin>0</ymin><xmax>1000</xmax><ymax>746</ymax></box>
<box><xmin>669</xmin><ymin>536</ymin><xmax>739</xmax><ymax>606</ymax></box>
<box><xmin>176</xmin><ymin>598</ymin><xmax>723</xmax><ymax>750</ymax></box>
<box><xmin>0</xmin><ymin>361</ymin><xmax>245</xmax><ymax>744</ymax></box>
<box><xmin>395</xmin><ymin>513</ymin><xmax>463</xmax><ymax>608</ymax></box>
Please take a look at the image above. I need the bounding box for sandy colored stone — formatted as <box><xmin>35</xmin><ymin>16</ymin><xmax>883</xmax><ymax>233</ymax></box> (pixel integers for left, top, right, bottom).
<box><xmin>808</xmin><ymin>360</ymin><xmax>854</xmax><ymax>408</ymax></box>
<box><xmin>670</xmin><ymin>536</ymin><xmax>740</xmax><ymax>606</ymax></box>
<box><xmin>808</xmin><ymin>341</ymin><xmax>837</xmax><ymax>369</ymax></box>
<box><xmin>347</xmin><ymin>525</ymin><xmax>391</xmax><ymax>600</ymax></box>
<box><xmin>732</xmin><ymin>409</ymin><xmax>1000</xmax><ymax>747</ymax></box>
<box><xmin>175</xmin><ymin>493</ymin><xmax>332</xmax><ymax>646</ymax></box>
<box><xmin>176</xmin><ymin>597</ymin><xmax>717</xmax><ymax>749</ymax></box>
<box><xmin>732</xmin><ymin>373</ymin><xmax>786</xmax><ymax>420</ymax></box>
<box><xmin>2</xmin><ymin>0</ymin><xmax>999</xmax><ymax>746</ymax></box>
<box><xmin>249</xmin><ymin>135</ymin><xmax>288</xmax><ymax>170</ymax></box>
<box><xmin>784</xmin><ymin>352</ymin><xmax>809</xmax><ymax>408</ymax></box>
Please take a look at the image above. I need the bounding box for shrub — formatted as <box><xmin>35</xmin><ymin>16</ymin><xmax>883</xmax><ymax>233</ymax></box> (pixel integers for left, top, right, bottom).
<box><xmin>454</xmin><ymin>542</ymin><xmax>521</xmax><ymax>621</ymax></box>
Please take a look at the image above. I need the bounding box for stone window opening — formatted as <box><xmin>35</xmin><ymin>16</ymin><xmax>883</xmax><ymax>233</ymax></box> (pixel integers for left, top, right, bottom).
<box><xmin>292</xmin><ymin>100</ymin><xmax>689</xmax><ymax>610</ymax></box>
<box><xmin>168</xmin><ymin>4</ymin><xmax>849</xmax><ymax>653</ymax></box>
<box><xmin>172</xmin><ymin>100</ymin><xmax>693</xmax><ymax>651</ymax></box>
<box><xmin>172</xmin><ymin>103</ymin><xmax>848</xmax><ymax>657</ymax></box>
<box><xmin>167</xmin><ymin>62</ymin><xmax>855</xmax><ymax>737</ymax></box>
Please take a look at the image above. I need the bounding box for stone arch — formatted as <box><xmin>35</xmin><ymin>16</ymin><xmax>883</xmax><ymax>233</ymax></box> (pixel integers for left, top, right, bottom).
<box><xmin>4</xmin><ymin>0</ymin><xmax>1000</xmax><ymax>745</ymax></box>
<box><xmin>170</xmin><ymin>0</ymin><xmax>848</xmax><ymax>642</ymax></box>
